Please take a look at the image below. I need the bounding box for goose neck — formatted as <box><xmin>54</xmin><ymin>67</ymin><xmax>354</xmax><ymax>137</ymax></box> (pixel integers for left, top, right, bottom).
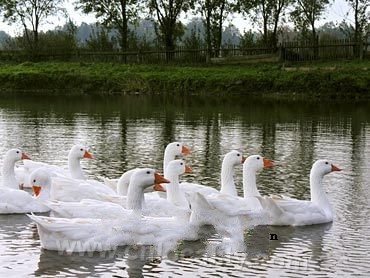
<box><xmin>165</xmin><ymin>173</ymin><xmax>182</xmax><ymax>204</ymax></box>
<box><xmin>126</xmin><ymin>182</ymin><xmax>145</xmax><ymax>212</ymax></box>
<box><xmin>243</xmin><ymin>167</ymin><xmax>260</xmax><ymax>198</ymax></box>
<box><xmin>68</xmin><ymin>157</ymin><xmax>85</xmax><ymax>180</ymax></box>
<box><xmin>220</xmin><ymin>162</ymin><xmax>237</xmax><ymax>196</ymax></box>
<box><xmin>2</xmin><ymin>159</ymin><xmax>17</xmax><ymax>188</ymax></box>
<box><xmin>310</xmin><ymin>171</ymin><xmax>331</xmax><ymax>210</ymax></box>
<box><xmin>163</xmin><ymin>152</ymin><xmax>175</xmax><ymax>177</ymax></box>
<box><xmin>37</xmin><ymin>186</ymin><xmax>51</xmax><ymax>201</ymax></box>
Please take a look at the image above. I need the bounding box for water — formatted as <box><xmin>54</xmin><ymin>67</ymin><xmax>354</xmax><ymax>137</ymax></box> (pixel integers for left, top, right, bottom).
<box><xmin>0</xmin><ymin>95</ymin><xmax>369</xmax><ymax>277</ymax></box>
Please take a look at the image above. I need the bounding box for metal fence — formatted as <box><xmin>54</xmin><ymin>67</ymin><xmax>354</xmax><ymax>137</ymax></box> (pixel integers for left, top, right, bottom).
<box><xmin>0</xmin><ymin>40</ymin><xmax>368</xmax><ymax>64</ymax></box>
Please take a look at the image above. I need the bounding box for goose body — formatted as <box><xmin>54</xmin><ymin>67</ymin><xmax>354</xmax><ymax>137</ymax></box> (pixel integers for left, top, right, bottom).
<box><xmin>50</xmin><ymin>175</ymin><xmax>117</xmax><ymax>202</ymax></box>
<box><xmin>29</xmin><ymin>169</ymin><xmax>200</xmax><ymax>252</ymax></box>
<box><xmin>15</xmin><ymin>145</ymin><xmax>92</xmax><ymax>188</ymax></box>
<box><xmin>188</xmin><ymin>154</ymin><xmax>273</xmax><ymax>237</ymax></box>
<box><xmin>112</xmin><ymin>142</ymin><xmax>190</xmax><ymax>195</ymax></box>
<box><xmin>257</xmin><ymin>160</ymin><xmax>341</xmax><ymax>226</ymax></box>
<box><xmin>180</xmin><ymin>150</ymin><xmax>246</xmax><ymax>197</ymax></box>
<box><xmin>0</xmin><ymin>169</ymin><xmax>51</xmax><ymax>213</ymax></box>
<box><xmin>47</xmin><ymin>160</ymin><xmax>191</xmax><ymax>219</ymax></box>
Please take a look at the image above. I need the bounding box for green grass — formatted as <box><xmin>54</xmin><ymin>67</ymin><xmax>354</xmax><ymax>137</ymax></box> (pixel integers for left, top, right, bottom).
<box><xmin>0</xmin><ymin>60</ymin><xmax>369</xmax><ymax>99</ymax></box>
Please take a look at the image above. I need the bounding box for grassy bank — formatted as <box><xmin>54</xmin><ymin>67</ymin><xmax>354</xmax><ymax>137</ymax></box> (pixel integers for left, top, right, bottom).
<box><xmin>0</xmin><ymin>61</ymin><xmax>369</xmax><ymax>100</ymax></box>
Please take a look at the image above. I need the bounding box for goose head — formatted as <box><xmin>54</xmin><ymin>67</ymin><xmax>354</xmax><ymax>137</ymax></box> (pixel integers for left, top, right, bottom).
<box><xmin>223</xmin><ymin>150</ymin><xmax>246</xmax><ymax>167</ymax></box>
<box><xmin>163</xmin><ymin>142</ymin><xmax>190</xmax><ymax>176</ymax></box>
<box><xmin>130</xmin><ymin>168</ymin><xmax>170</xmax><ymax>191</ymax></box>
<box><xmin>243</xmin><ymin>155</ymin><xmax>273</xmax><ymax>172</ymax></box>
<box><xmin>2</xmin><ymin>148</ymin><xmax>30</xmax><ymax>188</ymax></box>
<box><xmin>68</xmin><ymin>145</ymin><xmax>92</xmax><ymax>179</ymax></box>
<box><xmin>242</xmin><ymin>155</ymin><xmax>273</xmax><ymax>198</ymax></box>
<box><xmin>127</xmin><ymin>168</ymin><xmax>170</xmax><ymax>211</ymax></box>
<box><xmin>4</xmin><ymin>148</ymin><xmax>30</xmax><ymax>163</ymax></box>
<box><xmin>69</xmin><ymin>145</ymin><xmax>93</xmax><ymax>160</ymax></box>
<box><xmin>165</xmin><ymin>142</ymin><xmax>190</xmax><ymax>159</ymax></box>
<box><xmin>310</xmin><ymin>160</ymin><xmax>341</xmax><ymax>208</ymax></box>
<box><xmin>220</xmin><ymin>150</ymin><xmax>245</xmax><ymax>196</ymax></box>
<box><xmin>166</xmin><ymin>159</ymin><xmax>192</xmax><ymax>178</ymax></box>
<box><xmin>311</xmin><ymin>159</ymin><xmax>341</xmax><ymax>178</ymax></box>
<box><xmin>29</xmin><ymin>168</ymin><xmax>52</xmax><ymax>199</ymax></box>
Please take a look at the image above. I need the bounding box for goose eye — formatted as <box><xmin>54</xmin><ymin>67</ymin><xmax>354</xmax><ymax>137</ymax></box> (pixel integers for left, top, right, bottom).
<box><xmin>16</xmin><ymin>151</ymin><xmax>19</xmax><ymax>154</ymax></box>
<box><xmin>177</xmin><ymin>144</ymin><xmax>180</xmax><ymax>147</ymax></box>
<box><xmin>237</xmin><ymin>154</ymin><xmax>240</xmax><ymax>156</ymax></box>
<box><xmin>180</xmin><ymin>163</ymin><xmax>183</xmax><ymax>165</ymax></box>
<box><xmin>257</xmin><ymin>157</ymin><xmax>260</xmax><ymax>160</ymax></box>
<box><xmin>146</xmin><ymin>171</ymin><xmax>150</xmax><ymax>174</ymax></box>
<box><xmin>33</xmin><ymin>179</ymin><xmax>36</xmax><ymax>183</ymax></box>
<box><xmin>325</xmin><ymin>162</ymin><xmax>329</xmax><ymax>165</ymax></box>
<box><xmin>80</xmin><ymin>148</ymin><xmax>83</xmax><ymax>151</ymax></box>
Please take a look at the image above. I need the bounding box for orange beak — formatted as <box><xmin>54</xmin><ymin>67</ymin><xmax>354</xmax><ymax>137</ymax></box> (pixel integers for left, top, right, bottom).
<box><xmin>331</xmin><ymin>164</ymin><xmax>342</xmax><ymax>172</ymax></box>
<box><xmin>241</xmin><ymin>156</ymin><xmax>246</xmax><ymax>163</ymax></box>
<box><xmin>185</xmin><ymin>164</ymin><xmax>192</xmax><ymax>173</ymax></box>
<box><xmin>154</xmin><ymin>172</ymin><xmax>170</xmax><ymax>184</ymax></box>
<box><xmin>181</xmin><ymin>145</ymin><xmax>190</xmax><ymax>155</ymax></box>
<box><xmin>83</xmin><ymin>150</ymin><xmax>93</xmax><ymax>159</ymax></box>
<box><xmin>263</xmin><ymin>158</ymin><xmax>274</xmax><ymax>168</ymax></box>
<box><xmin>32</xmin><ymin>185</ymin><xmax>41</xmax><ymax>197</ymax></box>
<box><xmin>21</xmin><ymin>152</ymin><xmax>30</xmax><ymax>160</ymax></box>
<box><xmin>153</xmin><ymin>184</ymin><xmax>166</xmax><ymax>192</ymax></box>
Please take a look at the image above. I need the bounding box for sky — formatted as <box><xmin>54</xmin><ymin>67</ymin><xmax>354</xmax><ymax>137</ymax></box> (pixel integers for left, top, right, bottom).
<box><xmin>0</xmin><ymin>0</ymin><xmax>354</xmax><ymax>36</ymax></box>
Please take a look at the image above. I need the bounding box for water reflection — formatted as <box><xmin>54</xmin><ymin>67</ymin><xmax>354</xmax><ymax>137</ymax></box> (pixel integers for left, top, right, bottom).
<box><xmin>0</xmin><ymin>95</ymin><xmax>369</xmax><ymax>276</ymax></box>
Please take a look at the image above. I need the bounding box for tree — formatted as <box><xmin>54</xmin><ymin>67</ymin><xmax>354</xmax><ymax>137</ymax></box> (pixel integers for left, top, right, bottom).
<box><xmin>148</xmin><ymin>0</ymin><xmax>194</xmax><ymax>59</ymax></box>
<box><xmin>237</xmin><ymin>0</ymin><xmax>289</xmax><ymax>48</ymax></box>
<box><xmin>0</xmin><ymin>0</ymin><xmax>65</xmax><ymax>51</ymax></box>
<box><xmin>76</xmin><ymin>0</ymin><xmax>143</xmax><ymax>51</ymax></box>
<box><xmin>345</xmin><ymin>0</ymin><xmax>369</xmax><ymax>55</ymax></box>
<box><xmin>85</xmin><ymin>24</ymin><xmax>115</xmax><ymax>51</ymax></box>
<box><xmin>290</xmin><ymin>0</ymin><xmax>330</xmax><ymax>57</ymax></box>
<box><xmin>198</xmin><ymin>0</ymin><xmax>233</xmax><ymax>59</ymax></box>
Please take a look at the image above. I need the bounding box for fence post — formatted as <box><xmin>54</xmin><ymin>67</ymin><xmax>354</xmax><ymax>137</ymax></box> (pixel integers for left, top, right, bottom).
<box><xmin>278</xmin><ymin>43</ymin><xmax>284</xmax><ymax>62</ymax></box>
<box><xmin>359</xmin><ymin>40</ymin><xmax>364</xmax><ymax>60</ymax></box>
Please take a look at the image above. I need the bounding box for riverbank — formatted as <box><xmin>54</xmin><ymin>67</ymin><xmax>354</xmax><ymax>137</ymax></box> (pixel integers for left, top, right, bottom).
<box><xmin>0</xmin><ymin>61</ymin><xmax>369</xmax><ymax>100</ymax></box>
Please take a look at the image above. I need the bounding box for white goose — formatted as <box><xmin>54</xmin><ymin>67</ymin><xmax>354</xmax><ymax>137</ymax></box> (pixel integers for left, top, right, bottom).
<box><xmin>257</xmin><ymin>159</ymin><xmax>342</xmax><ymax>226</ymax></box>
<box><xmin>29</xmin><ymin>169</ymin><xmax>200</xmax><ymax>252</ymax></box>
<box><xmin>2</xmin><ymin>148</ymin><xmax>30</xmax><ymax>189</ymax></box>
<box><xmin>112</xmin><ymin>142</ymin><xmax>190</xmax><ymax>195</ymax></box>
<box><xmin>143</xmin><ymin>159</ymin><xmax>192</xmax><ymax>217</ymax></box>
<box><xmin>187</xmin><ymin>154</ymin><xmax>273</xmax><ymax>238</ymax></box>
<box><xmin>15</xmin><ymin>145</ymin><xmax>92</xmax><ymax>188</ymax></box>
<box><xmin>0</xmin><ymin>168</ymin><xmax>51</xmax><ymax>214</ymax></box>
<box><xmin>46</xmin><ymin>160</ymin><xmax>191</xmax><ymax>219</ymax></box>
<box><xmin>180</xmin><ymin>150</ymin><xmax>246</xmax><ymax>197</ymax></box>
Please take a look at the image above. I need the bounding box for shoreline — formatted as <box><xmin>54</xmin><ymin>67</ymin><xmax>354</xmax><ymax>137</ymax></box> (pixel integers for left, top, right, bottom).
<box><xmin>0</xmin><ymin>61</ymin><xmax>369</xmax><ymax>100</ymax></box>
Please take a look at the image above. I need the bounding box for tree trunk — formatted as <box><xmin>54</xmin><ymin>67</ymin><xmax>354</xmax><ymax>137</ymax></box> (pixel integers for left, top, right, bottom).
<box><xmin>205</xmin><ymin>3</ymin><xmax>212</xmax><ymax>62</ymax></box>
<box><xmin>311</xmin><ymin>24</ymin><xmax>318</xmax><ymax>59</ymax></box>
<box><xmin>120</xmin><ymin>0</ymin><xmax>128</xmax><ymax>62</ymax></box>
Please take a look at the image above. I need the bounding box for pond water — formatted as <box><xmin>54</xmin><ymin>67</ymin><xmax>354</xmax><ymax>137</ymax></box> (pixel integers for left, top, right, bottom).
<box><xmin>0</xmin><ymin>95</ymin><xmax>369</xmax><ymax>277</ymax></box>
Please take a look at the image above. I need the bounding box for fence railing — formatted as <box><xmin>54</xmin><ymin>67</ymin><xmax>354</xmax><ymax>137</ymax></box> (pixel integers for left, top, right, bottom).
<box><xmin>0</xmin><ymin>40</ymin><xmax>368</xmax><ymax>64</ymax></box>
<box><xmin>280</xmin><ymin>40</ymin><xmax>369</xmax><ymax>61</ymax></box>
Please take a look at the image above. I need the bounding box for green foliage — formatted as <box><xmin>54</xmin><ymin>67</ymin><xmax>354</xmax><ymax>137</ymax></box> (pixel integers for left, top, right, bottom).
<box><xmin>0</xmin><ymin>61</ymin><xmax>369</xmax><ymax>99</ymax></box>
<box><xmin>149</xmin><ymin>0</ymin><xmax>195</xmax><ymax>52</ymax></box>
<box><xmin>0</xmin><ymin>0</ymin><xmax>66</xmax><ymax>50</ymax></box>
<box><xmin>76</xmin><ymin>0</ymin><xmax>143</xmax><ymax>50</ymax></box>
<box><xmin>85</xmin><ymin>25</ymin><xmax>115</xmax><ymax>51</ymax></box>
<box><xmin>2</xmin><ymin>20</ymin><xmax>78</xmax><ymax>56</ymax></box>
<box><xmin>290</xmin><ymin>0</ymin><xmax>330</xmax><ymax>41</ymax></box>
<box><xmin>183</xmin><ymin>27</ymin><xmax>205</xmax><ymax>49</ymax></box>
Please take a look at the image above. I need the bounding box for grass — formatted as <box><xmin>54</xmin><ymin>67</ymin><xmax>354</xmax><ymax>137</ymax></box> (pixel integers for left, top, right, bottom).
<box><xmin>0</xmin><ymin>60</ymin><xmax>369</xmax><ymax>99</ymax></box>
